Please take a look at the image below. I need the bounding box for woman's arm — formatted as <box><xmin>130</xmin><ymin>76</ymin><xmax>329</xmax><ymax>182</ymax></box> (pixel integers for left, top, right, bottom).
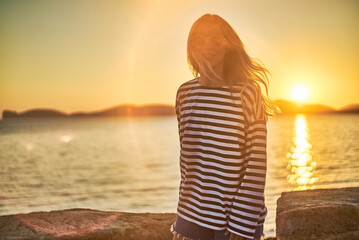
<box><xmin>175</xmin><ymin>89</ymin><xmax>181</xmax><ymax>144</ymax></box>
<box><xmin>176</xmin><ymin>87</ymin><xmax>186</xmax><ymax>195</ymax></box>
<box><xmin>226</xmin><ymin>84</ymin><xmax>268</xmax><ymax>239</ymax></box>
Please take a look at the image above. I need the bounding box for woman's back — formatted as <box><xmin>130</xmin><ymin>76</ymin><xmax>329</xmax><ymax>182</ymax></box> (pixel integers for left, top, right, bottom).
<box><xmin>175</xmin><ymin>77</ymin><xmax>268</xmax><ymax>238</ymax></box>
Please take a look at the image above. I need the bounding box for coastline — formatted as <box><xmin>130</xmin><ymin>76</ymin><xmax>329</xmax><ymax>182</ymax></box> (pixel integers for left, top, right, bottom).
<box><xmin>1</xmin><ymin>186</ymin><xmax>358</xmax><ymax>240</ymax></box>
<box><xmin>0</xmin><ymin>208</ymin><xmax>277</xmax><ymax>240</ymax></box>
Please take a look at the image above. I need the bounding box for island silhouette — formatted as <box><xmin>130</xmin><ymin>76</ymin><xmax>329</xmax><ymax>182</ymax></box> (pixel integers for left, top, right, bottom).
<box><xmin>1</xmin><ymin>100</ymin><xmax>359</xmax><ymax>120</ymax></box>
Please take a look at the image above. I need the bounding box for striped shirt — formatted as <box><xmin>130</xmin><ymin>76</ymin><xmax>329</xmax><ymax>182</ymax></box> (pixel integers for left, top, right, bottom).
<box><xmin>175</xmin><ymin>77</ymin><xmax>268</xmax><ymax>239</ymax></box>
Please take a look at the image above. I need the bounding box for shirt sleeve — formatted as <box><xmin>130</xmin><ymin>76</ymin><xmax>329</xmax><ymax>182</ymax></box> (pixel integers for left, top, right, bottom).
<box><xmin>175</xmin><ymin>87</ymin><xmax>186</xmax><ymax>195</ymax></box>
<box><xmin>227</xmin><ymin>83</ymin><xmax>268</xmax><ymax>239</ymax></box>
<box><xmin>175</xmin><ymin>88</ymin><xmax>182</xmax><ymax>145</ymax></box>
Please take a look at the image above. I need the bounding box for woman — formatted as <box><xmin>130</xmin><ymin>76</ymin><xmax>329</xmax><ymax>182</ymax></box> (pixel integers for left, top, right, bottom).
<box><xmin>170</xmin><ymin>14</ymin><xmax>280</xmax><ymax>240</ymax></box>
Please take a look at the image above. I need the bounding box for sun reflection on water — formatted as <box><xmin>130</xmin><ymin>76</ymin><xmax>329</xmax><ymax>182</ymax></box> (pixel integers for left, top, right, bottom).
<box><xmin>286</xmin><ymin>114</ymin><xmax>318</xmax><ymax>190</ymax></box>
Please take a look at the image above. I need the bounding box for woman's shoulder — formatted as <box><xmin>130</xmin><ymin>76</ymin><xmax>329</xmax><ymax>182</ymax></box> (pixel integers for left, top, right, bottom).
<box><xmin>176</xmin><ymin>78</ymin><xmax>198</xmax><ymax>102</ymax></box>
<box><xmin>177</xmin><ymin>78</ymin><xmax>198</xmax><ymax>91</ymax></box>
<box><xmin>241</xmin><ymin>81</ymin><xmax>260</xmax><ymax>102</ymax></box>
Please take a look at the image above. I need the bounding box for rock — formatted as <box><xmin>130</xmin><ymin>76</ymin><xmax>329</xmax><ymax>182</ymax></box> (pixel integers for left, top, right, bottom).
<box><xmin>0</xmin><ymin>208</ymin><xmax>176</xmax><ymax>240</ymax></box>
<box><xmin>0</xmin><ymin>207</ymin><xmax>278</xmax><ymax>240</ymax></box>
<box><xmin>276</xmin><ymin>186</ymin><xmax>359</xmax><ymax>240</ymax></box>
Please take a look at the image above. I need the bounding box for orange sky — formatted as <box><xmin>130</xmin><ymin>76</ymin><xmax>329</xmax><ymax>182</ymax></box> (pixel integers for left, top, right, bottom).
<box><xmin>0</xmin><ymin>0</ymin><xmax>358</xmax><ymax>118</ymax></box>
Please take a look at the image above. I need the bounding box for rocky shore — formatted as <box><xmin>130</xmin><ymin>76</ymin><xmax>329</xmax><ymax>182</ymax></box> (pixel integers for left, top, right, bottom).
<box><xmin>0</xmin><ymin>209</ymin><xmax>178</xmax><ymax>240</ymax></box>
<box><xmin>0</xmin><ymin>208</ymin><xmax>277</xmax><ymax>240</ymax></box>
<box><xmin>276</xmin><ymin>186</ymin><xmax>359</xmax><ymax>240</ymax></box>
<box><xmin>0</xmin><ymin>186</ymin><xmax>358</xmax><ymax>240</ymax></box>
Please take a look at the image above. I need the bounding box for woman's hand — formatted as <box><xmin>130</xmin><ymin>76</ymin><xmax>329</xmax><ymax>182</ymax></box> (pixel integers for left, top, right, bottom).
<box><xmin>224</xmin><ymin>230</ymin><xmax>250</xmax><ymax>240</ymax></box>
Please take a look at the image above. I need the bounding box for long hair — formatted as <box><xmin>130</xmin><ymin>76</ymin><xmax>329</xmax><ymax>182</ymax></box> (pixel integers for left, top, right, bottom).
<box><xmin>187</xmin><ymin>14</ymin><xmax>281</xmax><ymax>122</ymax></box>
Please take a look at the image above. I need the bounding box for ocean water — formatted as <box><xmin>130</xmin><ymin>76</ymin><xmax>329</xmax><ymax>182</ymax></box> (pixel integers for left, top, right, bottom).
<box><xmin>0</xmin><ymin>114</ymin><xmax>358</xmax><ymax>237</ymax></box>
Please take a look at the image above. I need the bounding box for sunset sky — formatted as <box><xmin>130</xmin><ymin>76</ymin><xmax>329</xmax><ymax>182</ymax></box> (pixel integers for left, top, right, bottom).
<box><xmin>0</xmin><ymin>0</ymin><xmax>358</xmax><ymax>118</ymax></box>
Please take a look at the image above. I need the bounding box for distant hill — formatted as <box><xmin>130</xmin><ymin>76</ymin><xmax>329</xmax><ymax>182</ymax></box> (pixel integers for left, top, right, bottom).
<box><xmin>275</xmin><ymin>100</ymin><xmax>359</xmax><ymax>114</ymax></box>
<box><xmin>2</xmin><ymin>100</ymin><xmax>359</xmax><ymax>120</ymax></box>
<box><xmin>335</xmin><ymin>103</ymin><xmax>359</xmax><ymax>113</ymax></box>
<box><xmin>2</xmin><ymin>104</ymin><xmax>175</xmax><ymax>119</ymax></box>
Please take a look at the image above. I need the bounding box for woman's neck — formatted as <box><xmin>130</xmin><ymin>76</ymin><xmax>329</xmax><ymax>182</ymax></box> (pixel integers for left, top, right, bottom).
<box><xmin>199</xmin><ymin>62</ymin><xmax>225</xmax><ymax>87</ymax></box>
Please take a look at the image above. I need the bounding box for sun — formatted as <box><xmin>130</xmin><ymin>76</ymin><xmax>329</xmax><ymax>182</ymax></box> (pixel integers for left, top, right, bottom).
<box><xmin>291</xmin><ymin>85</ymin><xmax>309</xmax><ymax>102</ymax></box>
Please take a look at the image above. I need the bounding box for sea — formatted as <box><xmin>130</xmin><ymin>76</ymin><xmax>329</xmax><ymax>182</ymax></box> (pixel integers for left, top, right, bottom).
<box><xmin>1</xmin><ymin>114</ymin><xmax>358</xmax><ymax>237</ymax></box>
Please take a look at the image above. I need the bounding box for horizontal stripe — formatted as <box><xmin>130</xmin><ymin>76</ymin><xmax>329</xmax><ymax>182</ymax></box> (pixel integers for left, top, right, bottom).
<box><xmin>177</xmin><ymin>207</ymin><xmax>227</xmax><ymax>227</ymax></box>
<box><xmin>181</xmin><ymin>156</ymin><xmax>243</xmax><ymax>173</ymax></box>
<box><xmin>183</xmin><ymin>132</ymin><xmax>242</xmax><ymax>145</ymax></box>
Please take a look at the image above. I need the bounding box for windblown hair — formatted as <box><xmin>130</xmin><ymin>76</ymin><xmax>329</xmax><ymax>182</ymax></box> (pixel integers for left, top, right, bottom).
<box><xmin>187</xmin><ymin>14</ymin><xmax>281</xmax><ymax>122</ymax></box>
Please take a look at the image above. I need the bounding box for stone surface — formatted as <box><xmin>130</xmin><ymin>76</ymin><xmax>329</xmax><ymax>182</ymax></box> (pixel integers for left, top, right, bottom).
<box><xmin>276</xmin><ymin>186</ymin><xmax>359</xmax><ymax>240</ymax></box>
<box><xmin>0</xmin><ymin>208</ymin><xmax>176</xmax><ymax>240</ymax></box>
<box><xmin>0</xmin><ymin>208</ymin><xmax>278</xmax><ymax>240</ymax></box>
<box><xmin>3</xmin><ymin>186</ymin><xmax>359</xmax><ymax>240</ymax></box>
